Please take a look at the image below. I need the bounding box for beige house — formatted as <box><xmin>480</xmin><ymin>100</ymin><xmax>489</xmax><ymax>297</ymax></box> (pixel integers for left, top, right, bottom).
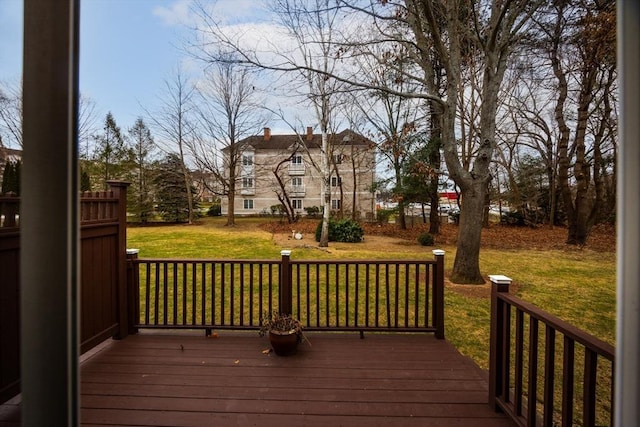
<box><xmin>222</xmin><ymin>127</ymin><xmax>376</xmax><ymax>220</ymax></box>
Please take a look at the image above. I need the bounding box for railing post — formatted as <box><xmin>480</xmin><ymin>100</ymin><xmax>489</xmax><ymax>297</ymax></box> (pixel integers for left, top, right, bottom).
<box><xmin>279</xmin><ymin>250</ymin><xmax>292</xmax><ymax>315</ymax></box>
<box><xmin>126</xmin><ymin>249</ymin><xmax>140</xmax><ymax>335</ymax></box>
<box><xmin>488</xmin><ymin>274</ymin><xmax>512</xmax><ymax>411</ymax></box>
<box><xmin>107</xmin><ymin>180</ymin><xmax>130</xmax><ymax>339</ymax></box>
<box><xmin>432</xmin><ymin>249</ymin><xmax>445</xmax><ymax>339</ymax></box>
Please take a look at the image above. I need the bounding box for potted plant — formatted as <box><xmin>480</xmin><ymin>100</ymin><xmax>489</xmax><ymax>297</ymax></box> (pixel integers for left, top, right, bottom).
<box><xmin>259</xmin><ymin>311</ymin><xmax>309</xmax><ymax>356</ymax></box>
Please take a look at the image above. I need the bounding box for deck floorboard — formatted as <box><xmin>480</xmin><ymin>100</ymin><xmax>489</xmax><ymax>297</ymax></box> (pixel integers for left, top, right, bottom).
<box><xmin>0</xmin><ymin>331</ymin><xmax>515</xmax><ymax>426</ymax></box>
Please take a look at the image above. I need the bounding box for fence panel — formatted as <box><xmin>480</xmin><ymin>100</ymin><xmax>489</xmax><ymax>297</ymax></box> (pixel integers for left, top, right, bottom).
<box><xmin>0</xmin><ymin>181</ymin><xmax>129</xmax><ymax>404</ymax></box>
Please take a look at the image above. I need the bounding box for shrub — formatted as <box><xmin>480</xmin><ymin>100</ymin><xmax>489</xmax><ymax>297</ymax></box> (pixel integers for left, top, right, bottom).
<box><xmin>315</xmin><ymin>218</ymin><xmax>364</xmax><ymax>243</ymax></box>
<box><xmin>304</xmin><ymin>205</ymin><xmax>321</xmax><ymax>218</ymax></box>
<box><xmin>417</xmin><ymin>232</ymin><xmax>434</xmax><ymax>246</ymax></box>
<box><xmin>376</xmin><ymin>208</ymin><xmax>397</xmax><ymax>224</ymax></box>
<box><xmin>207</xmin><ymin>204</ymin><xmax>222</xmax><ymax>216</ymax></box>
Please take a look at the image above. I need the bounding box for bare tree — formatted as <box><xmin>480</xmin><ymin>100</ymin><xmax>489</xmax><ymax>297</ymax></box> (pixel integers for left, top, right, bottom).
<box><xmin>190</xmin><ymin>0</ymin><xmax>345</xmax><ymax>247</ymax></box>
<box><xmin>146</xmin><ymin>68</ymin><xmax>198</xmax><ymax>224</ymax></box>
<box><xmin>189</xmin><ymin>0</ymin><xmax>543</xmax><ymax>281</ymax></box>
<box><xmin>0</xmin><ymin>80</ymin><xmax>23</xmax><ymax>148</ymax></box>
<box><xmin>192</xmin><ymin>58</ymin><xmax>266</xmax><ymax>226</ymax></box>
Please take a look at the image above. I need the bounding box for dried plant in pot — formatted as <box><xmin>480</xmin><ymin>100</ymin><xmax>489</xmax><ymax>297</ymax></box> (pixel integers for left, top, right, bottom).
<box><xmin>259</xmin><ymin>311</ymin><xmax>309</xmax><ymax>356</ymax></box>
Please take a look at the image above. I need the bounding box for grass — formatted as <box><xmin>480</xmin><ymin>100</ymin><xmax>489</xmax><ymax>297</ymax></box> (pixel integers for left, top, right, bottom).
<box><xmin>128</xmin><ymin>216</ymin><xmax>616</xmax><ymax>424</ymax></box>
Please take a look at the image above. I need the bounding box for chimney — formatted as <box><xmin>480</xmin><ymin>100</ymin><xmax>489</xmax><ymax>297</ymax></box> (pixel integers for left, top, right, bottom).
<box><xmin>263</xmin><ymin>127</ymin><xmax>271</xmax><ymax>141</ymax></box>
<box><xmin>306</xmin><ymin>126</ymin><xmax>313</xmax><ymax>141</ymax></box>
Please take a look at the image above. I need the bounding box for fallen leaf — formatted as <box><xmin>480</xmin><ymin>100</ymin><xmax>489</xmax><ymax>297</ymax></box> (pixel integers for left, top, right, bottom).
<box><xmin>234</xmin><ymin>359</ymin><xmax>240</xmax><ymax>364</ymax></box>
<box><xmin>262</xmin><ymin>348</ymin><xmax>272</xmax><ymax>354</ymax></box>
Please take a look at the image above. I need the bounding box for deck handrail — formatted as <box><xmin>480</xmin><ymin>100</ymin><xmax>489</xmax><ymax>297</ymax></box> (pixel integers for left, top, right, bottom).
<box><xmin>126</xmin><ymin>250</ymin><xmax>446</xmax><ymax>338</ymax></box>
<box><xmin>488</xmin><ymin>275</ymin><xmax>615</xmax><ymax>427</ymax></box>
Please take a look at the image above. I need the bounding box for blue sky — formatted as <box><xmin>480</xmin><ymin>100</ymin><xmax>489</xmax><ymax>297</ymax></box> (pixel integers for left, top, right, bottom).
<box><xmin>0</xmin><ymin>0</ymin><xmax>333</xmax><ymax>147</ymax></box>
<box><xmin>1</xmin><ymin>0</ymin><xmax>195</xmax><ymax>132</ymax></box>
<box><xmin>1</xmin><ymin>0</ymin><xmax>267</xmax><ymax>138</ymax></box>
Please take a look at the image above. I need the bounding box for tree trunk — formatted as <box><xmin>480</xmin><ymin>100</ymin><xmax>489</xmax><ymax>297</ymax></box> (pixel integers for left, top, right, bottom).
<box><xmin>450</xmin><ymin>180</ymin><xmax>486</xmax><ymax>284</ymax></box>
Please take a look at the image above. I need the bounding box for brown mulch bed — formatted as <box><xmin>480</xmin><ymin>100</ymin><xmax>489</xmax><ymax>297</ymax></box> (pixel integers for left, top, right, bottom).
<box><xmin>260</xmin><ymin>220</ymin><xmax>616</xmax><ymax>253</ymax></box>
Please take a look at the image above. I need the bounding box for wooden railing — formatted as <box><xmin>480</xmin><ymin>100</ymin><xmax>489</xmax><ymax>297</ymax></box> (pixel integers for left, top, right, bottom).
<box><xmin>0</xmin><ymin>181</ymin><xmax>130</xmax><ymax>404</ymax></box>
<box><xmin>127</xmin><ymin>250</ymin><xmax>445</xmax><ymax>338</ymax></box>
<box><xmin>488</xmin><ymin>275</ymin><xmax>615</xmax><ymax>427</ymax></box>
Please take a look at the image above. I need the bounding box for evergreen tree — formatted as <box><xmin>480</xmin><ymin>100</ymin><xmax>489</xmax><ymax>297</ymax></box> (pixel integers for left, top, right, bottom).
<box><xmin>1</xmin><ymin>160</ymin><xmax>20</xmax><ymax>195</ymax></box>
<box><xmin>127</xmin><ymin>117</ymin><xmax>156</xmax><ymax>223</ymax></box>
<box><xmin>93</xmin><ymin>112</ymin><xmax>129</xmax><ymax>189</ymax></box>
<box><xmin>80</xmin><ymin>169</ymin><xmax>92</xmax><ymax>192</ymax></box>
<box><xmin>154</xmin><ymin>153</ymin><xmax>198</xmax><ymax>223</ymax></box>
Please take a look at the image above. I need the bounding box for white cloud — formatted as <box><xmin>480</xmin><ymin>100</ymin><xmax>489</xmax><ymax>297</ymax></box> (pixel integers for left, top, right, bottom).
<box><xmin>153</xmin><ymin>0</ymin><xmax>194</xmax><ymax>27</ymax></box>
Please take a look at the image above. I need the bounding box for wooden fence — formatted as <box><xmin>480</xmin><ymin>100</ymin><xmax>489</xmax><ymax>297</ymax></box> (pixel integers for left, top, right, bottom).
<box><xmin>0</xmin><ymin>181</ymin><xmax>129</xmax><ymax>404</ymax></box>
<box><xmin>127</xmin><ymin>250</ymin><xmax>446</xmax><ymax>337</ymax></box>
<box><xmin>488</xmin><ymin>275</ymin><xmax>615</xmax><ymax>427</ymax></box>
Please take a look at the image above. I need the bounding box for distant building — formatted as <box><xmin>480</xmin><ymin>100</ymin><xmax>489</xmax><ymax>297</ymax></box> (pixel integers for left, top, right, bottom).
<box><xmin>222</xmin><ymin>127</ymin><xmax>376</xmax><ymax>219</ymax></box>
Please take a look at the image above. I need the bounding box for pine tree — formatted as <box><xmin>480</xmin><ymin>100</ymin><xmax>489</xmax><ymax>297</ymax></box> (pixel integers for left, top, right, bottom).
<box><xmin>93</xmin><ymin>112</ymin><xmax>129</xmax><ymax>189</ymax></box>
<box><xmin>1</xmin><ymin>160</ymin><xmax>20</xmax><ymax>195</ymax></box>
<box><xmin>127</xmin><ymin>117</ymin><xmax>156</xmax><ymax>223</ymax></box>
<box><xmin>154</xmin><ymin>153</ymin><xmax>198</xmax><ymax>223</ymax></box>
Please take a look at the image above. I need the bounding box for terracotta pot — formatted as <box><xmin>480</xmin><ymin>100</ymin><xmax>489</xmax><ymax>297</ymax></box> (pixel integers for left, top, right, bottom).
<box><xmin>268</xmin><ymin>330</ymin><xmax>299</xmax><ymax>356</ymax></box>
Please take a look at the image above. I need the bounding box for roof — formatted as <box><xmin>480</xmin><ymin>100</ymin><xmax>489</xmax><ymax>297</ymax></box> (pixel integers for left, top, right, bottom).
<box><xmin>0</xmin><ymin>147</ymin><xmax>22</xmax><ymax>162</ymax></box>
<box><xmin>237</xmin><ymin>128</ymin><xmax>374</xmax><ymax>151</ymax></box>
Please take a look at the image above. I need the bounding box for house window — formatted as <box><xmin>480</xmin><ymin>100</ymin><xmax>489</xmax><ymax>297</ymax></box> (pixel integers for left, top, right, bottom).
<box><xmin>291</xmin><ymin>155</ymin><xmax>303</xmax><ymax>165</ymax></box>
<box><xmin>331</xmin><ymin>176</ymin><xmax>342</xmax><ymax>187</ymax></box>
<box><xmin>242</xmin><ymin>154</ymin><xmax>254</xmax><ymax>166</ymax></box>
<box><xmin>292</xmin><ymin>199</ymin><xmax>303</xmax><ymax>210</ymax></box>
<box><xmin>242</xmin><ymin>177</ymin><xmax>254</xmax><ymax>188</ymax></box>
<box><xmin>331</xmin><ymin>199</ymin><xmax>341</xmax><ymax>210</ymax></box>
<box><xmin>243</xmin><ymin>199</ymin><xmax>254</xmax><ymax>209</ymax></box>
<box><xmin>292</xmin><ymin>177</ymin><xmax>303</xmax><ymax>187</ymax></box>
<box><xmin>333</xmin><ymin>154</ymin><xmax>343</xmax><ymax>164</ymax></box>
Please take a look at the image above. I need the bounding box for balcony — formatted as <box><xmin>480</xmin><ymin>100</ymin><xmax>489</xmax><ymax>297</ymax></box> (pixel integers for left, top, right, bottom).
<box><xmin>288</xmin><ymin>163</ymin><xmax>305</xmax><ymax>176</ymax></box>
<box><xmin>289</xmin><ymin>185</ymin><xmax>306</xmax><ymax>197</ymax></box>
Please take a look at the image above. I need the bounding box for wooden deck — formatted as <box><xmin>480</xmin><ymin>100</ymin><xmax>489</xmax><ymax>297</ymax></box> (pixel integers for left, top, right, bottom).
<box><xmin>0</xmin><ymin>332</ymin><xmax>514</xmax><ymax>426</ymax></box>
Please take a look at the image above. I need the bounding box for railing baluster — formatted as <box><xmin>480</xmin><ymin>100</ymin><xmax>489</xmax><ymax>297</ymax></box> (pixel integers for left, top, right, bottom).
<box><xmin>375</xmin><ymin>264</ymin><xmax>380</xmax><ymax>328</ymax></box>
<box><xmin>221</xmin><ymin>263</ymin><xmax>226</xmax><ymax>325</ymax></box>
<box><xmin>345</xmin><ymin>264</ymin><xmax>350</xmax><ymax>327</ymax></box>
<box><xmin>527</xmin><ymin>317</ymin><xmax>539</xmax><ymax>424</ymax></box>
<box><xmin>144</xmin><ymin>263</ymin><xmax>150</xmax><ymax>325</ymax></box>
<box><xmin>514</xmin><ymin>309</ymin><xmax>524</xmax><ymax>416</ymax></box>
<box><xmin>325</xmin><ymin>264</ymin><xmax>330</xmax><ymax>327</ymax></box>
<box><xmin>239</xmin><ymin>264</ymin><xmax>244</xmax><ymax>326</ymax></box>
<box><xmin>172</xmin><ymin>262</ymin><xmax>178</xmax><ymax>325</ymax></box>
<box><xmin>154</xmin><ymin>262</ymin><xmax>160</xmax><ymax>325</ymax></box>
<box><xmin>249</xmin><ymin>264</ymin><xmax>254</xmax><ymax>325</ymax></box>
<box><xmin>425</xmin><ymin>264</ymin><xmax>430</xmax><ymax>329</ymax></box>
<box><xmin>191</xmin><ymin>263</ymin><xmax>197</xmax><ymax>325</ymax></box>
<box><xmin>335</xmin><ymin>263</ymin><xmax>340</xmax><ymax>327</ymax></box>
<box><xmin>230</xmin><ymin>263</ymin><xmax>235</xmax><ymax>325</ymax></box>
<box><xmin>583</xmin><ymin>348</ymin><xmax>598</xmax><ymax>426</ymax></box>
<box><xmin>211</xmin><ymin>263</ymin><xmax>217</xmax><ymax>325</ymax></box>
<box><xmin>543</xmin><ymin>325</ymin><xmax>556</xmax><ymax>426</ymax></box>
<box><xmin>562</xmin><ymin>336</ymin><xmax>575</xmax><ymax>427</ymax></box>
<box><xmin>365</xmin><ymin>264</ymin><xmax>370</xmax><ymax>327</ymax></box>
<box><xmin>413</xmin><ymin>263</ymin><xmax>419</xmax><ymax>328</ymax></box>
<box><xmin>305</xmin><ymin>265</ymin><xmax>310</xmax><ymax>327</ymax></box>
<box><xmin>315</xmin><ymin>264</ymin><xmax>320</xmax><ymax>326</ymax></box>
<box><xmin>201</xmin><ymin>263</ymin><xmax>207</xmax><ymax>326</ymax></box>
<box><xmin>354</xmin><ymin>264</ymin><xmax>359</xmax><ymax>328</ymax></box>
